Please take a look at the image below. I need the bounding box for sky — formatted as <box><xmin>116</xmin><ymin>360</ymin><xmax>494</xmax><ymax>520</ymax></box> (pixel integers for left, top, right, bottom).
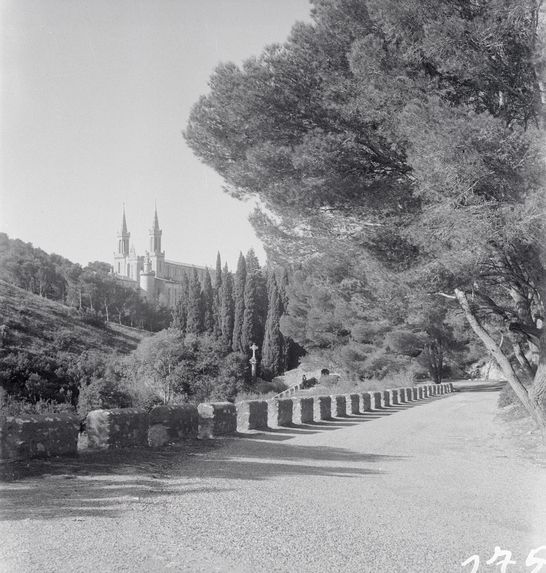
<box><xmin>0</xmin><ymin>0</ymin><xmax>311</xmax><ymax>269</ymax></box>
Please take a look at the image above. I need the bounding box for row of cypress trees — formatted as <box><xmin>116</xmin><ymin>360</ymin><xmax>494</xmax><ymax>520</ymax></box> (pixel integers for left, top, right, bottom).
<box><xmin>171</xmin><ymin>250</ymin><xmax>299</xmax><ymax>380</ymax></box>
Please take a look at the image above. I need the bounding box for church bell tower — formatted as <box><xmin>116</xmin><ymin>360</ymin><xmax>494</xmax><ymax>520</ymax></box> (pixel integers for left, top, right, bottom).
<box><xmin>149</xmin><ymin>205</ymin><xmax>165</xmax><ymax>275</ymax></box>
<box><xmin>114</xmin><ymin>206</ymin><xmax>130</xmax><ymax>276</ymax></box>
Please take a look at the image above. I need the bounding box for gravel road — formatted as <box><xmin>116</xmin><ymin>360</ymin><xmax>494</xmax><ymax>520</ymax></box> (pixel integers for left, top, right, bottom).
<box><xmin>1</xmin><ymin>384</ymin><xmax>545</xmax><ymax>573</ymax></box>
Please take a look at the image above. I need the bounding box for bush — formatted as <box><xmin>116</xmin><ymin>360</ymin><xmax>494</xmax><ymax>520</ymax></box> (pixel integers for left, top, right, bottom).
<box><xmin>0</xmin><ymin>394</ymin><xmax>75</xmax><ymax>417</ymax></box>
<box><xmin>77</xmin><ymin>376</ymin><xmax>133</xmax><ymax>419</ymax></box>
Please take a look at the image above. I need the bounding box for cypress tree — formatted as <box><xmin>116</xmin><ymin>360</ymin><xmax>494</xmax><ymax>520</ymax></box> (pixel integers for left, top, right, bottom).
<box><xmin>213</xmin><ymin>252</ymin><xmax>223</xmax><ymax>337</ymax></box>
<box><xmin>241</xmin><ymin>272</ymin><xmax>261</xmax><ymax>355</ymax></box>
<box><xmin>202</xmin><ymin>268</ymin><xmax>215</xmax><ymax>334</ymax></box>
<box><xmin>278</xmin><ymin>266</ymin><xmax>300</xmax><ymax>370</ymax></box>
<box><xmin>171</xmin><ymin>272</ymin><xmax>189</xmax><ymax>333</ymax></box>
<box><xmin>221</xmin><ymin>263</ymin><xmax>234</xmax><ymax>348</ymax></box>
<box><xmin>262</xmin><ymin>273</ymin><xmax>283</xmax><ymax>380</ymax></box>
<box><xmin>232</xmin><ymin>252</ymin><xmax>246</xmax><ymax>352</ymax></box>
<box><xmin>245</xmin><ymin>248</ymin><xmax>261</xmax><ymax>274</ymax></box>
<box><xmin>186</xmin><ymin>268</ymin><xmax>204</xmax><ymax>334</ymax></box>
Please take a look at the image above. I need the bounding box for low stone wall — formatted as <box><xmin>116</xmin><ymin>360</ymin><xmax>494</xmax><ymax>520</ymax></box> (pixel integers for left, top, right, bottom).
<box><xmin>331</xmin><ymin>395</ymin><xmax>347</xmax><ymax>417</ymax></box>
<box><xmin>292</xmin><ymin>397</ymin><xmax>314</xmax><ymax>424</ymax></box>
<box><xmin>86</xmin><ymin>408</ymin><xmax>149</xmax><ymax>449</ymax></box>
<box><xmin>267</xmin><ymin>399</ymin><xmax>293</xmax><ymax>428</ymax></box>
<box><xmin>398</xmin><ymin>388</ymin><xmax>407</xmax><ymax>403</ymax></box>
<box><xmin>0</xmin><ymin>413</ymin><xmax>79</xmax><ymax>461</ymax></box>
<box><xmin>346</xmin><ymin>394</ymin><xmax>360</xmax><ymax>415</ymax></box>
<box><xmin>147</xmin><ymin>404</ymin><xmax>198</xmax><ymax>447</ymax></box>
<box><xmin>198</xmin><ymin>402</ymin><xmax>237</xmax><ymax>439</ymax></box>
<box><xmin>403</xmin><ymin>387</ymin><xmax>413</xmax><ymax>401</ymax></box>
<box><xmin>382</xmin><ymin>390</ymin><xmax>391</xmax><ymax>408</ymax></box>
<box><xmin>360</xmin><ymin>392</ymin><xmax>372</xmax><ymax>412</ymax></box>
<box><xmin>313</xmin><ymin>396</ymin><xmax>332</xmax><ymax>420</ymax></box>
<box><xmin>389</xmin><ymin>389</ymin><xmax>400</xmax><ymax>405</ymax></box>
<box><xmin>372</xmin><ymin>392</ymin><xmax>383</xmax><ymax>410</ymax></box>
<box><xmin>236</xmin><ymin>400</ymin><xmax>268</xmax><ymax>432</ymax></box>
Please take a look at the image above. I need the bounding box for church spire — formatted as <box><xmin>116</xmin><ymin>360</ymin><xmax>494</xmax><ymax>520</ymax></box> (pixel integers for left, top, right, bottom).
<box><xmin>121</xmin><ymin>204</ymin><xmax>128</xmax><ymax>234</ymax></box>
<box><xmin>117</xmin><ymin>204</ymin><xmax>130</xmax><ymax>257</ymax></box>
<box><xmin>149</xmin><ymin>203</ymin><xmax>162</xmax><ymax>255</ymax></box>
<box><xmin>152</xmin><ymin>202</ymin><xmax>160</xmax><ymax>232</ymax></box>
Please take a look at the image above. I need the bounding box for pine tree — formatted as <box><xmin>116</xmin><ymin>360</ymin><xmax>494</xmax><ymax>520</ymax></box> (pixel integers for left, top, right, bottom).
<box><xmin>232</xmin><ymin>252</ymin><xmax>246</xmax><ymax>352</ymax></box>
<box><xmin>262</xmin><ymin>273</ymin><xmax>283</xmax><ymax>380</ymax></box>
<box><xmin>186</xmin><ymin>268</ymin><xmax>204</xmax><ymax>334</ymax></box>
<box><xmin>213</xmin><ymin>252</ymin><xmax>223</xmax><ymax>337</ymax></box>
<box><xmin>241</xmin><ymin>272</ymin><xmax>260</xmax><ymax>355</ymax></box>
<box><xmin>221</xmin><ymin>263</ymin><xmax>235</xmax><ymax>348</ymax></box>
<box><xmin>202</xmin><ymin>268</ymin><xmax>215</xmax><ymax>334</ymax></box>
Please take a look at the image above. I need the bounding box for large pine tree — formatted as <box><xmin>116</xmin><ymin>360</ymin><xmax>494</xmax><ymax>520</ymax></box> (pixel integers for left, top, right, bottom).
<box><xmin>221</xmin><ymin>263</ymin><xmax>235</xmax><ymax>349</ymax></box>
<box><xmin>261</xmin><ymin>273</ymin><xmax>284</xmax><ymax>380</ymax></box>
<box><xmin>186</xmin><ymin>268</ymin><xmax>204</xmax><ymax>334</ymax></box>
<box><xmin>232</xmin><ymin>252</ymin><xmax>246</xmax><ymax>352</ymax></box>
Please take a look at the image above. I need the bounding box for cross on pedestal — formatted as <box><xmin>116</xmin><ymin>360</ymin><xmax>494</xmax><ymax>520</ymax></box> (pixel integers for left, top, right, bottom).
<box><xmin>249</xmin><ymin>343</ymin><xmax>258</xmax><ymax>381</ymax></box>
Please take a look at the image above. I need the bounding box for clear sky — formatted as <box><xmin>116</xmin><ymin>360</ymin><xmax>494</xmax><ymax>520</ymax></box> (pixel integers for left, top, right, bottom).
<box><xmin>0</xmin><ymin>0</ymin><xmax>311</xmax><ymax>269</ymax></box>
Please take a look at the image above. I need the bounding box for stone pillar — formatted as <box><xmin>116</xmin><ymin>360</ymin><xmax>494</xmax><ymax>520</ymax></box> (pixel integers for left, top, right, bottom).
<box><xmin>313</xmin><ymin>396</ymin><xmax>332</xmax><ymax>420</ymax></box>
<box><xmin>331</xmin><ymin>395</ymin><xmax>347</xmax><ymax>417</ymax></box>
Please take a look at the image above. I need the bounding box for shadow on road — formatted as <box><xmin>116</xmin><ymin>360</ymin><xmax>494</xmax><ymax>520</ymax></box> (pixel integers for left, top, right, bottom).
<box><xmin>0</xmin><ymin>390</ymin><xmax>458</xmax><ymax>522</ymax></box>
<box><xmin>0</xmin><ymin>432</ymin><xmax>405</xmax><ymax>521</ymax></box>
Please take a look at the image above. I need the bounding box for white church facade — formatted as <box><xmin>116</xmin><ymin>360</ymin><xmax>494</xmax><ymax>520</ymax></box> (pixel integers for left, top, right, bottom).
<box><xmin>113</xmin><ymin>206</ymin><xmax>206</xmax><ymax>308</ymax></box>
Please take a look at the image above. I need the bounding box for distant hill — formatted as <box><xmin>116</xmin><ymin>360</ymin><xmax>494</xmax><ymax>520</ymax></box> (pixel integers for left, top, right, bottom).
<box><xmin>0</xmin><ymin>280</ymin><xmax>150</xmax><ymax>357</ymax></box>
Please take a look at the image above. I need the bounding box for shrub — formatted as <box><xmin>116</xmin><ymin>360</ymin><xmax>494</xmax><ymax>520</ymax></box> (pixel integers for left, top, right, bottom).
<box><xmin>77</xmin><ymin>376</ymin><xmax>133</xmax><ymax>419</ymax></box>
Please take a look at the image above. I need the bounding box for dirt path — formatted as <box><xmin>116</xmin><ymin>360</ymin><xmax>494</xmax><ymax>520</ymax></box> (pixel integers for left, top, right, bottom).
<box><xmin>1</xmin><ymin>385</ymin><xmax>545</xmax><ymax>573</ymax></box>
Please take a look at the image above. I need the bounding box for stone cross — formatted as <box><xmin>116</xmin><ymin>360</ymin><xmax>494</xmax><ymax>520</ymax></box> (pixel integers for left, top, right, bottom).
<box><xmin>249</xmin><ymin>343</ymin><xmax>258</xmax><ymax>381</ymax></box>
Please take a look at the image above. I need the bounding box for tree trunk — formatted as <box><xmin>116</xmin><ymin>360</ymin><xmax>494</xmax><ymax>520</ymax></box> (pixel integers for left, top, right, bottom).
<box><xmin>454</xmin><ymin>289</ymin><xmax>546</xmax><ymax>432</ymax></box>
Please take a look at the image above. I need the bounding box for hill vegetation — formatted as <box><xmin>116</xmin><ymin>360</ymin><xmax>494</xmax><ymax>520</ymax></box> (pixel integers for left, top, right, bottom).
<box><xmin>186</xmin><ymin>0</ymin><xmax>546</xmax><ymax>428</ymax></box>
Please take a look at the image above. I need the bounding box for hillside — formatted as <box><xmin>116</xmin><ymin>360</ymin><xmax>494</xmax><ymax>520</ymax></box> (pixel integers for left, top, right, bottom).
<box><xmin>0</xmin><ymin>280</ymin><xmax>150</xmax><ymax>357</ymax></box>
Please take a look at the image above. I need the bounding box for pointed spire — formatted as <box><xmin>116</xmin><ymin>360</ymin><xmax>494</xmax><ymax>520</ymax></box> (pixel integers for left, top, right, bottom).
<box><xmin>152</xmin><ymin>202</ymin><xmax>160</xmax><ymax>231</ymax></box>
<box><xmin>121</xmin><ymin>204</ymin><xmax>128</xmax><ymax>235</ymax></box>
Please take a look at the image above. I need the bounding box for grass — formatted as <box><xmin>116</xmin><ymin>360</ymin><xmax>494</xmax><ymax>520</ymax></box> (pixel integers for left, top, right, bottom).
<box><xmin>0</xmin><ymin>280</ymin><xmax>150</xmax><ymax>357</ymax></box>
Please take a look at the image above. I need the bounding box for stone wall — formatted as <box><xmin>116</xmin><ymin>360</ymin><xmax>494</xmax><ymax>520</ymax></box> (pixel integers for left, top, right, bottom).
<box><xmin>360</xmin><ymin>392</ymin><xmax>372</xmax><ymax>412</ymax></box>
<box><xmin>86</xmin><ymin>408</ymin><xmax>149</xmax><ymax>449</ymax></box>
<box><xmin>372</xmin><ymin>391</ymin><xmax>383</xmax><ymax>409</ymax></box>
<box><xmin>267</xmin><ymin>399</ymin><xmax>294</xmax><ymax>427</ymax></box>
<box><xmin>148</xmin><ymin>404</ymin><xmax>198</xmax><ymax>447</ymax></box>
<box><xmin>346</xmin><ymin>394</ymin><xmax>360</xmax><ymax>415</ymax></box>
<box><xmin>0</xmin><ymin>413</ymin><xmax>79</xmax><ymax>461</ymax></box>
<box><xmin>330</xmin><ymin>395</ymin><xmax>347</xmax><ymax>417</ymax></box>
<box><xmin>313</xmin><ymin>396</ymin><xmax>332</xmax><ymax>420</ymax></box>
<box><xmin>292</xmin><ymin>397</ymin><xmax>314</xmax><ymax>424</ymax></box>
<box><xmin>0</xmin><ymin>382</ymin><xmax>458</xmax><ymax>460</ymax></box>
<box><xmin>389</xmin><ymin>389</ymin><xmax>400</xmax><ymax>405</ymax></box>
<box><xmin>236</xmin><ymin>400</ymin><xmax>268</xmax><ymax>432</ymax></box>
<box><xmin>198</xmin><ymin>402</ymin><xmax>237</xmax><ymax>438</ymax></box>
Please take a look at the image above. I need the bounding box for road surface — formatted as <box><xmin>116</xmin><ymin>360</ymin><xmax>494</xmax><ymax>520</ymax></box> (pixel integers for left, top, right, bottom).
<box><xmin>1</xmin><ymin>384</ymin><xmax>545</xmax><ymax>573</ymax></box>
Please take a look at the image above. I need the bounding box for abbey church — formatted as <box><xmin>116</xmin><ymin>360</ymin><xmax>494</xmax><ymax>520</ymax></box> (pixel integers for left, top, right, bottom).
<box><xmin>113</xmin><ymin>207</ymin><xmax>206</xmax><ymax>308</ymax></box>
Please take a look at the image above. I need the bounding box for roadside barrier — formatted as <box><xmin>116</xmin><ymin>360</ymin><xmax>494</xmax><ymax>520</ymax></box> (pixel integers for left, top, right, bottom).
<box><xmin>148</xmin><ymin>404</ymin><xmax>198</xmax><ymax>447</ymax></box>
<box><xmin>86</xmin><ymin>408</ymin><xmax>148</xmax><ymax>449</ymax></box>
<box><xmin>292</xmin><ymin>397</ymin><xmax>314</xmax><ymax>424</ymax></box>
<box><xmin>198</xmin><ymin>402</ymin><xmax>237</xmax><ymax>438</ymax></box>
<box><xmin>0</xmin><ymin>413</ymin><xmax>79</xmax><ymax>461</ymax></box>
<box><xmin>267</xmin><ymin>398</ymin><xmax>293</xmax><ymax>428</ymax></box>
<box><xmin>236</xmin><ymin>400</ymin><xmax>268</xmax><ymax>432</ymax></box>
<box><xmin>0</xmin><ymin>383</ymin><xmax>456</xmax><ymax>460</ymax></box>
